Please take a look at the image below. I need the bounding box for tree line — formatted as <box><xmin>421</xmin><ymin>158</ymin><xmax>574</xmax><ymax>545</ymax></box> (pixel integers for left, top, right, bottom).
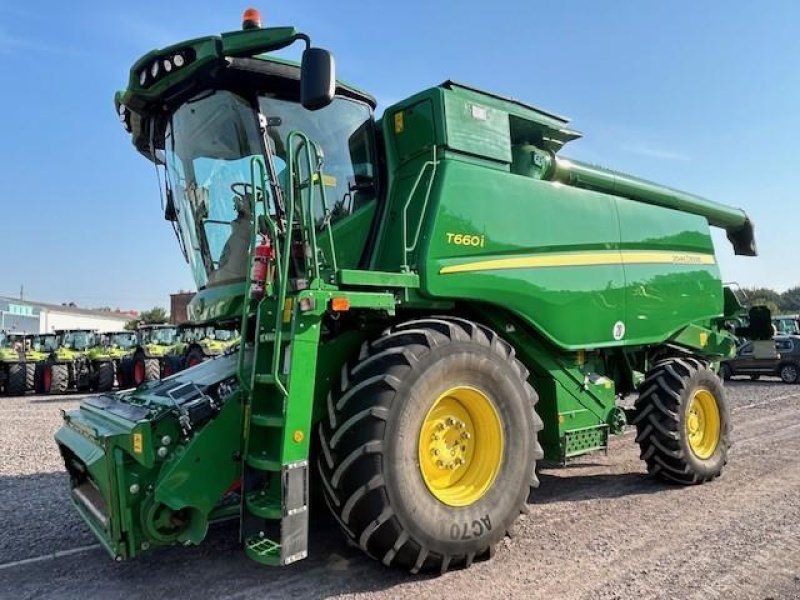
<box><xmin>742</xmin><ymin>286</ymin><xmax>800</xmax><ymax>316</ymax></box>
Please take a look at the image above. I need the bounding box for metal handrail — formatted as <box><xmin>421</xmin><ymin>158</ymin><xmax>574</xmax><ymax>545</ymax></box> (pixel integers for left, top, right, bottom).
<box><xmin>239</xmin><ymin>131</ymin><xmax>337</xmax><ymax>398</ymax></box>
<box><xmin>401</xmin><ymin>147</ymin><xmax>438</xmax><ymax>270</ymax></box>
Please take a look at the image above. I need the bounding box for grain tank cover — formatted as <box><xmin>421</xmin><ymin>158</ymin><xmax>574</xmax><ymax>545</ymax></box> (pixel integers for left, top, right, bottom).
<box><xmin>440</xmin><ymin>81</ymin><xmax>582</xmax><ymax>154</ymax></box>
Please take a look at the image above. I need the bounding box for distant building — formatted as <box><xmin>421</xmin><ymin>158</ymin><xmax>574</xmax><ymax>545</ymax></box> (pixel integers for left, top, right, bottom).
<box><xmin>170</xmin><ymin>291</ymin><xmax>194</xmax><ymax>325</ymax></box>
<box><xmin>0</xmin><ymin>297</ymin><xmax>136</xmax><ymax>333</ymax></box>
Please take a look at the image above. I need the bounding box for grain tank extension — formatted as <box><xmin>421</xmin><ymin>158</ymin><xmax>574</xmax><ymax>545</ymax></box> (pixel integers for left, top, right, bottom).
<box><xmin>56</xmin><ymin>10</ymin><xmax>756</xmax><ymax>574</ymax></box>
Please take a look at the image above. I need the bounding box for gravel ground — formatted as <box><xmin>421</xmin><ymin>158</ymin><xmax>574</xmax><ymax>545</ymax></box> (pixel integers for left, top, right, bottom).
<box><xmin>1</xmin><ymin>380</ymin><xmax>798</xmax><ymax>599</ymax></box>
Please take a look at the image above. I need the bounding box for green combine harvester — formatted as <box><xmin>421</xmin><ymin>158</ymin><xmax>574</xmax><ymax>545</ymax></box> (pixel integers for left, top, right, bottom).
<box><xmin>41</xmin><ymin>329</ymin><xmax>117</xmax><ymax>394</ymax></box>
<box><xmin>56</xmin><ymin>10</ymin><xmax>757</xmax><ymax>573</ymax></box>
<box><xmin>118</xmin><ymin>324</ymin><xmax>179</xmax><ymax>388</ymax></box>
<box><xmin>0</xmin><ymin>331</ymin><xmax>48</xmax><ymax>395</ymax></box>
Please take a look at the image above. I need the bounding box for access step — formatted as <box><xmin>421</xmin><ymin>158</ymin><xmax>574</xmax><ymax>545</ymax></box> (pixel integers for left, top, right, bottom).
<box><xmin>250</xmin><ymin>413</ymin><xmax>284</xmax><ymax>428</ymax></box>
<box><xmin>245</xmin><ymin>490</ymin><xmax>282</xmax><ymax>519</ymax></box>
<box><xmin>246</xmin><ymin>453</ymin><xmax>282</xmax><ymax>472</ymax></box>
<box><xmin>244</xmin><ymin>535</ymin><xmax>282</xmax><ymax>566</ymax></box>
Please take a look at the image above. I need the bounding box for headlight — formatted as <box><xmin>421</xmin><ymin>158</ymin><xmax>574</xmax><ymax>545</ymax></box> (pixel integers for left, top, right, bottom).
<box><xmin>163</xmin><ymin>58</ymin><xmax>173</xmax><ymax>73</ymax></box>
<box><xmin>139</xmin><ymin>69</ymin><xmax>147</xmax><ymax>86</ymax></box>
<box><xmin>173</xmin><ymin>54</ymin><xmax>185</xmax><ymax>68</ymax></box>
<box><xmin>150</xmin><ymin>60</ymin><xmax>160</xmax><ymax>78</ymax></box>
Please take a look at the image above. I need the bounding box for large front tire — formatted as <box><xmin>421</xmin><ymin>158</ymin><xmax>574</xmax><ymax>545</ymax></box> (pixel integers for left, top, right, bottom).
<box><xmin>318</xmin><ymin>317</ymin><xmax>542</xmax><ymax>573</ymax></box>
<box><xmin>133</xmin><ymin>355</ymin><xmax>160</xmax><ymax>386</ymax></box>
<box><xmin>5</xmin><ymin>364</ymin><xmax>26</xmax><ymax>396</ymax></box>
<box><xmin>44</xmin><ymin>362</ymin><xmax>69</xmax><ymax>395</ymax></box>
<box><xmin>25</xmin><ymin>363</ymin><xmax>35</xmax><ymax>391</ymax></box>
<box><xmin>94</xmin><ymin>362</ymin><xmax>115</xmax><ymax>392</ymax></box>
<box><xmin>634</xmin><ymin>357</ymin><xmax>730</xmax><ymax>484</ymax></box>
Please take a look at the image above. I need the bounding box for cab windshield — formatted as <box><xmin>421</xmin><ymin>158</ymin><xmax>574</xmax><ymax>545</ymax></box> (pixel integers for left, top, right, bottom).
<box><xmin>36</xmin><ymin>334</ymin><xmax>57</xmax><ymax>352</ymax></box>
<box><xmin>109</xmin><ymin>333</ymin><xmax>137</xmax><ymax>349</ymax></box>
<box><xmin>213</xmin><ymin>329</ymin><xmax>237</xmax><ymax>342</ymax></box>
<box><xmin>143</xmin><ymin>328</ymin><xmax>177</xmax><ymax>345</ymax></box>
<box><xmin>164</xmin><ymin>89</ymin><xmax>375</xmax><ymax>290</ymax></box>
<box><xmin>63</xmin><ymin>331</ymin><xmax>95</xmax><ymax>351</ymax></box>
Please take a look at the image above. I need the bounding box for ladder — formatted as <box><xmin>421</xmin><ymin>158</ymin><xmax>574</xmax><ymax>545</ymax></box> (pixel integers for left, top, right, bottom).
<box><xmin>235</xmin><ymin>132</ymin><xmax>334</xmax><ymax>565</ymax></box>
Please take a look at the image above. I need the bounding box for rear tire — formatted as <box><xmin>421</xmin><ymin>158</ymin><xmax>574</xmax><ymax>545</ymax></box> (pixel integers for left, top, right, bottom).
<box><xmin>25</xmin><ymin>363</ymin><xmax>35</xmax><ymax>391</ymax></box>
<box><xmin>45</xmin><ymin>363</ymin><xmax>69</xmax><ymax>394</ymax></box>
<box><xmin>162</xmin><ymin>355</ymin><xmax>184</xmax><ymax>377</ymax></box>
<box><xmin>779</xmin><ymin>362</ymin><xmax>799</xmax><ymax>384</ymax></box>
<box><xmin>133</xmin><ymin>356</ymin><xmax>160</xmax><ymax>385</ymax></box>
<box><xmin>5</xmin><ymin>364</ymin><xmax>26</xmax><ymax>396</ymax></box>
<box><xmin>634</xmin><ymin>357</ymin><xmax>730</xmax><ymax>484</ymax></box>
<box><xmin>34</xmin><ymin>362</ymin><xmax>45</xmax><ymax>393</ymax></box>
<box><xmin>117</xmin><ymin>357</ymin><xmax>134</xmax><ymax>389</ymax></box>
<box><xmin>318</xmin><ymin>316</ymin><xmax>542</xmax><ymax>573</ymax></box>
<box><xmin>94</xmin><ymin>362</ymin><xmax>114</xmax><ymax>392</ymax></box>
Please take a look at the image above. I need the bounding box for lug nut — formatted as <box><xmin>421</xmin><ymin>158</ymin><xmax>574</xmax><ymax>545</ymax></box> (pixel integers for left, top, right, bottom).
<box><xmin>129</xmin><ymin>483</ymin><xmax>140</xmax><ymax>495</ymax></box>
<box><xmin>431</xmin><ymin>449</ymin><xmax>440</xmax><ymax>457</ymax></box>
<box><xmin>445</xmin><ymin>417</ymin><xmax>456</xmax><ymax>426</ymax></box>
<box><xmin>436</xmin><ymin>460</ymin><xmax>445</xmax><ymax>468</ymax></box>
<box><xmin>161</xmin><ymin>435</ymin><xmax>172</xmax><ymax>446</ymax></box>
<box><xmin>461</xmin><ymin>431</ymin><xmax>471</xmax><ymax>439</ymax></box>
<box><xmin>157</xmin><ymin>446</ymin><xmax>168</xmax><ymax>458</ymax></box>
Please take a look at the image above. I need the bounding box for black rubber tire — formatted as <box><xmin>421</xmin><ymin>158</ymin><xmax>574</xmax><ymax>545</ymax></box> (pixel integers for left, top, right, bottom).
<box><xmin>162</xmin><ymin>355</ymin><xmax>184</xmax><ymax>378</ymax></box>
<box><xmin>749</xmin><ymin>374</ymin><xmax>760</xmax><ymax>381</ymax></box>
<box><xmin>47</xmin><ymin>363</ymin><xmax>70</xmax><ymax>394</ymax></box>
<box><xmin>634</xmin><ymin>357</ymin><xmax>730</xmax><ymax>485</ymax></box>
<box><xmin>34</xmin><ymin>362</ymin><xmax>45</xmax><ymax>393</ymax></box>
<box><xmin>5</xmin><ymin>363</ymin><xmax>26</xmax><ymax>396</ymax></box>
<box><xmin>718</xmin><ymin>363</ymin><xmax>732</xmax><ymax>381</ymax></box>
<box><xmin>133</xmin><ymin>354</ymin><xmax>160</xmax><ymax>385</ymax></box>
<box><xmin>94</xmin><ymin>361</ymin><xmax>115</xmax><ymax>392</ymax></box>
<box><xmin>25</xmin><ymin>363</ymin><xmax>35</xmax><ymax>391</ymax></box>
<box><xmin>779</xmin><ymin>362</ymin><xmax>799</xmax><ymax>384</ymax></box>
<box><xmin>185</xmin><ymin>348</ymin><xmax>206</xmax><ymax>369</ymax></box>
<box><xmin>318</xmin><ymin>316</ymin><xmax>542</xmax><ymax>573</ymax></box>
<box><xmin>117</xmin><ymin>357</ymin><xmax>134</xmax><ymax>389</ymax></box>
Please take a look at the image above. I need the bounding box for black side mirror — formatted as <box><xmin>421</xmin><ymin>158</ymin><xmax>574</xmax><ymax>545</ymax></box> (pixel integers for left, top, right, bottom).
<box><xmin>164</xmin><ymin>187</ymin><xmax>177</xmax><ymax>221</ymax></box>
<box><xmin>301</xmin><ymin>48</ymin><xmax>335</xmax><ymax>111</ymax></box>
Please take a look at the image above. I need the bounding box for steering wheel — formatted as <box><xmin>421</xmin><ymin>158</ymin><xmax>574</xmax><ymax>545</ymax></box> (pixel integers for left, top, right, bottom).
<box><xmin>230</xmin><ymin>182</ymin><xmax>258</xmax><ymax>199</ymax></box>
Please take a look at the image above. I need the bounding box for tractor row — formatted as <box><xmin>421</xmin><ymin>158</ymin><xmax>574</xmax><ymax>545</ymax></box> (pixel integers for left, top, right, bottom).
<box><xmin>0</xmin><ymin>324</ymin><xmax>238</xmax><ymax>396</ymax></box>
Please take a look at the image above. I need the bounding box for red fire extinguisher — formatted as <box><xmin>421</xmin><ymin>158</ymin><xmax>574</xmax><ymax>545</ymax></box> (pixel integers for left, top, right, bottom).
<box><xmin>250</xmin><ymin>234</ymin><xmax>275</xmax><ymax>300</ymax></box>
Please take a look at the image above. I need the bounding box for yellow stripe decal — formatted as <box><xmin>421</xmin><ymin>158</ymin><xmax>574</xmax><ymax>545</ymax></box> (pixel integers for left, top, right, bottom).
<box><xmin>439</xmin><ymin>250</ymin><xmax>715</xmax><ymax>274</ymax></box>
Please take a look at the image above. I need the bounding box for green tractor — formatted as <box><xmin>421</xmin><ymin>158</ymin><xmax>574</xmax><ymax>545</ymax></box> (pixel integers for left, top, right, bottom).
<box><xmin>56</xmin><ymin>11</ymin><xmax>757</xmax><ymax>573</ymax></box>
<box><xmin>164</xmin><ymin>324</ymin><xmax>241</xmax><ymax>376</ymax></box>
<box><xmin>0</xmin><ymin>331</ymin><xmax>48</xmax><ymax>395</ymax></box>
<box><xmin>40</xmin><ymin>329</ymin><xmax>117</xmax><ymax>394</ymax></box>
<box><xmin>101</xmin><ymin>331</ymin><xmax>138</xmax><ymax>386</ymax></box>
<box><xmin>118</xmin><ymin>324</ymin><xmax>179</xmax><ymax>388</ymax></box>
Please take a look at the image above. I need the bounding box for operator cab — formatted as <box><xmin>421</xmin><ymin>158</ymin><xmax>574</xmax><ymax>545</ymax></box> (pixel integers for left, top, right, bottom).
<box><xmin>122</xmin><ymin>35</ymin><xmax>380</xmax><ymax>293</ymax></box>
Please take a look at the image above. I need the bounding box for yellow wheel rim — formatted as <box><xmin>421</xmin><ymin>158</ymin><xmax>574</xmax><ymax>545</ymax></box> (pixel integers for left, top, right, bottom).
<box><xmin>685</xmin><ymin>388</ymin><xmax>721</xmax><ymax>460</ymax></box>
<box><xmin>418</xmin><ymin>386</ymin><xmax>504</xmax><ymax>507</ymax></box>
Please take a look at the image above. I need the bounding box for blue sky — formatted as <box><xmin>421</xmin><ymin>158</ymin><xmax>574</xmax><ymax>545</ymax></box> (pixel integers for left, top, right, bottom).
<box><xmin>0</xmin><ymin>1</ymin><xmax>798</xmax><ymax>311</ymax></box>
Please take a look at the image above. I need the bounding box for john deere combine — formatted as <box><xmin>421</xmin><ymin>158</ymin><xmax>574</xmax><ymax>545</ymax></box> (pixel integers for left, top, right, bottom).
<box><xmin>56</xmin><ymin>10</ymin><xmax>757</xmax><ymax>573</ymax></box>
<box><xmin>41</xmin><ymin>329</ymin><xmax>117</xmax><ymax>394</ymax></box>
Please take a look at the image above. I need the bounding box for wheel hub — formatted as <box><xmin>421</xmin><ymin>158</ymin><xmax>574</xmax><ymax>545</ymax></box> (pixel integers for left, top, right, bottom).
<box><xmin>418</xmin><ymin>386</ymin><xmax>503</xmax><ymax>507</ymax></box>
<box><xmin>427</xmin><ymin>416</ymin><xmax>471</xmax><ymax>471</ymax></box>
<box><xmin>685</xmin><ymin>388</ymin><xmax>720</xmax><ymax>460</ymax></box>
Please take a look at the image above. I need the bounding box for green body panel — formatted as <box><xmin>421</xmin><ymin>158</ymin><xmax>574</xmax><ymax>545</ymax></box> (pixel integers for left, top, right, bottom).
<box><xmin>55</xmin><ymin>21</ymin><xmax>755</xmax><ymax>568</ymax></box>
